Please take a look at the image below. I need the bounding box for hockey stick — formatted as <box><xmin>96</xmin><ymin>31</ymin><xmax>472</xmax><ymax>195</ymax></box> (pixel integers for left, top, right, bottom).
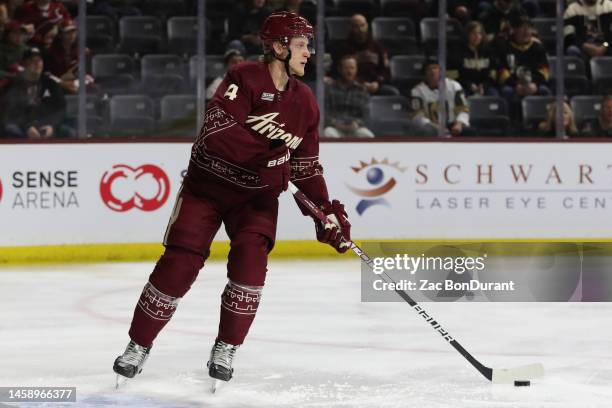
<box><xmin>288</xmin><ymin>181</ymin><xmax>544</xmax><ymax>384</ymax></box>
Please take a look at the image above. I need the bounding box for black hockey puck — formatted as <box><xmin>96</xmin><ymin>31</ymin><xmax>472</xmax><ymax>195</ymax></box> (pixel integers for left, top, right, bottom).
<box><xmin>514</xmin><ymin>380</ymin><xmax>530</xmax><ymax>387</ymax></box>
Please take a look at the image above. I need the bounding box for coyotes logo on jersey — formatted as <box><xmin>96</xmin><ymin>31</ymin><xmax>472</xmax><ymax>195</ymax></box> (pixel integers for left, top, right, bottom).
<box><xmin>245</xmin><ymin>112</ymin><xmax>303</xmax><ymax>149</ymax></box>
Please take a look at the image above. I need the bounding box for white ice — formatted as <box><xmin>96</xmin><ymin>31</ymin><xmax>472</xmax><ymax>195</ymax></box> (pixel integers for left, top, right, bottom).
<box><xmin>1</xmin><ymin>259</ymin><xmax>611</xmax><ymax>407</ymax></box>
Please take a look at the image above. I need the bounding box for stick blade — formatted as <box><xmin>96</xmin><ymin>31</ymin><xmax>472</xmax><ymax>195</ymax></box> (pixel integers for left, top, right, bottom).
<box><xmin>492</xmin><ymin>363</ymin><xmax>545</xmax><ymax>384</ymax></box>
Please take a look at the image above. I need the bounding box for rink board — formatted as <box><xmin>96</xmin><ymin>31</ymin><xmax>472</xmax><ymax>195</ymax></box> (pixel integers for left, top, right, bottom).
<box><xmin>1</xmin><ymin>142</ymin><xmax>612</xmax><ymax>260</ymax></box>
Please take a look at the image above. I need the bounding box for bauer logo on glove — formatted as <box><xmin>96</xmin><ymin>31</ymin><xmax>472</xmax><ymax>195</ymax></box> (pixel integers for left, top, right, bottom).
<box><xmin>267</xmin><ymin>151</ymin><xmax>290</xmax><ymax>167</ymax></box>
<box><xmin>259</xmin><ymin>139</ymin><xmax>291</xmax><ymax>192</ymax></box>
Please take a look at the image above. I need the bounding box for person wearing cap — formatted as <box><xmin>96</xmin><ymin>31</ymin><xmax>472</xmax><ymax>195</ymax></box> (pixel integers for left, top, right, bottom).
<box><xmin>497</xmin><ymin>15</ymin><xmax>550</xmax><ymax>122</ymax></box>
<box><xmin>44</xmin><ymin>18</ymin><xmax>81</xmax><ymax>93</ymax></box>
<box><xmin>0</xmin><ymin>20</ymin><xmax>27</xmax><ymax>86</ymax></box>
<box><xmin>410</xmin><ymin>57</ymin><xmax>474</xmax><ymax>137</ymax></box>
<box><xmin>205</xmin><ymin>48</ymin><xmax>245</xmax><ymax>100</ymax></box>
<box><xmin>2</xmin><ymin>46</ymin><xmax>72</xmax><ymax>139</ymax></box>
<box><xmin>30</xmin><ymin>19</ymin><xmax>57</xmax><ymax>51</ymax></box>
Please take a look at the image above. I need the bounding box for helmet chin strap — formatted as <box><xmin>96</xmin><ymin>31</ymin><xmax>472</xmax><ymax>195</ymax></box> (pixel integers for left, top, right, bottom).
<box><xmin>274</xmin><ymin>48</ymin><xmax>293</xmax><ymax>77</ymax></box>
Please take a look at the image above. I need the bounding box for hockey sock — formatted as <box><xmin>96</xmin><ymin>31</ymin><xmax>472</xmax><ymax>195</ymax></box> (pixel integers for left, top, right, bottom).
<box><xmin>128</xmin><ymin>246</ymin><xmax>204</xmax><ymax>347</ymax></box>
<box><xmin>129</xmin><ymin>282</ymin><xmax>180</xmax><ymax>347</ymax></box>
<box><xmin>217</xmin><ymin>280</ymin><xmax>263</xmax><ymax>345</ymax></box>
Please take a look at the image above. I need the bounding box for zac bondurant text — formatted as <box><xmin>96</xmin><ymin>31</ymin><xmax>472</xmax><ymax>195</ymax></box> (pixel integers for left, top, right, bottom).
<box><xmin>373</xmin><ymin>279</ymin><xmax>516</xmax><ymax>292</ymax></box>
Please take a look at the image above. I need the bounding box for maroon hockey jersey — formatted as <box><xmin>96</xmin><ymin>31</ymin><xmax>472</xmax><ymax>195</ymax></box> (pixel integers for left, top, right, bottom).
<box><xmin>189</xmin><ymin>60</ymin><xmax>329</xmax><ymax>208</ymax></box>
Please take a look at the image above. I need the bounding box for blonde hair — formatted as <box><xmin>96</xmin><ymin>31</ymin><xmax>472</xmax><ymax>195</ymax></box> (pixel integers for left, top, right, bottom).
<box><xmin>539</xmin><ymin>102</ymin><xmax>578</xmax><ymax>134</ymax></box>
<box><xmin>465</xmin><ymin>21</ymin><xmax>487</xmax><ymax>44</ymax></box>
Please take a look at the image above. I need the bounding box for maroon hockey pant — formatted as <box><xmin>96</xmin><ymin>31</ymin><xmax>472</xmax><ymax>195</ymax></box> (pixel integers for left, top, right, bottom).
<box><xmin>128</xmin><ymin>182</ymin><xmax>278</xmax><ymax>348</ymax></box>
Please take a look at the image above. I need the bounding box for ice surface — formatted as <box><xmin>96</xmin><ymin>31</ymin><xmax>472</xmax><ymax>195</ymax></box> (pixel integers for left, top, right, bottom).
<box><xmin>1</xmin><ymin>260</ymin><xmax>611</xmax><ymax>407</ymax></box>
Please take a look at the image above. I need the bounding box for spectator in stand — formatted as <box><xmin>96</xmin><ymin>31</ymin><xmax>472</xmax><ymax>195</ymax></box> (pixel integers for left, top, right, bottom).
<box><xmin>410</xmin><ymin>58</ymin><xmax>474</xmax><ymax>137</ymax></box>
<box><xmin>497</xmin><ymin>15</ymin><xmax>550</xmax><ymax>120</ymax></box>
<box><xmin>206</xmin><ymin>48</ymin><xmax>244</xmax><ymax>100</ymax></box>
<box><xmin>227</xmin><ymin>0</ymin><xmax>272</xmax><ymax>56</ymax></box>
<box><xmin>536</xmin><ymin>101</ymin><xmax>578</xmax><ymax>137</ymax></box>
<box><xmin>448</xmin><ymin>21</ymin><xmax>499</xmax><ymax>96</ymax></box>
<box><xmin>324</xmin><ymin>54</ymin><xmax>374</xmax><ymax>138</ymax></box>
<box><xmin>31</xmin><ymin>19</ymin><xmax>57</xmax><ymax>51</ymax></box>
<box><xmin>0</xmin><ymin>20</ymin><xmax>27</xmax><ymax>89</ymax></box>
<box><xmin>564</xmin><ymin>0</ymin><xmax>612</xmax><ymax>60</ymax></box>
<box><xmin>2</xmin><ymin>47</ymin><xmax>73</xmax><ymax>138</ymax></box>
<box><xmin>479</xmin><ymin>0</ymin><xmax>528</xmax><ymax>47</ymax></box>
<box><xmin>443</xmin><ymin>0</ymin><xmax>487</xmax><ymax>25</ymax></box>
<box><xmin>279</xmin><ymin>0</ymin><xmax>315</xmax><ymax>25</ymax></box>
<box><xmin>581</xmin><ymin>95</ymin><xmax>612</xmax><ymax>137</ymax></box>
<box><xmin>0</xmin><ymin>0</ymin><xmax>26</xmax><ymax>31</ymax></box>
<box><xmin>0</xmin><ymin>1</ymin><xmax>8</xmax><ymax>32</ymax></box>
<box><xmin>332</xmin><ymin>14</ymin><xmax>391</xmax><ymax>95</ymax></box>
<box><xmin>44</xmin><ymin>19</ymin><xmax>85</xmax><ymax>94</ymax></box>
<box><xmin>15</xmin><ymin>0</ymin><xmax>71</xmax><ymax>30</ymax></box>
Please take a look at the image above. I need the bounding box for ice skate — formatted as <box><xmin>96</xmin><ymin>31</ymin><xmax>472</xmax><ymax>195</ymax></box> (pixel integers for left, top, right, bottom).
<box><xmin>207</xmin><ymin>339</ymin><xmax>239</xmax><ymax>393</ymax></box>
<box><xmin>113</xmin><ymin>340</ymin><xmax>151</xmax><ymax>388</ymax></box>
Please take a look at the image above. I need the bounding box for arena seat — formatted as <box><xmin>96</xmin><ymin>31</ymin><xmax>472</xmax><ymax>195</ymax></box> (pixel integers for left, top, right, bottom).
<box><xmin>92</xmin><ymin>54</ymin><xmax>136</xmax><ymax>95</ymax></box>
<box><xmin>468</xmin><ymin>96</ymin><xmax>510</xmax><ymax>136</ymax></box>
<box><xmin>159</xmin><ymin>94</ymin><xmax>198</xmax><ymax>137</ymax></box>
<box><xmin>86</xmin><ymin>15</ymin><xmax>115</xmax><ymax>53</ymax></box>
<box><xmin>571</xmin><ymin>95</ymin><xmax>603</xmax><ymax>129</ymax></box>
<box><xmin>332</xmin><ymin>0</ymin><xmax>378</xmax><ymax>18</ymax></box>
<box><xmin>371</xmin><ymin>17</ymin><xmax>417</xmax><ymax>55</ymax></box>
<box><xmin>548</xmin><ymin>56</ymin><xmax>589</xmax><ymax>96</ymax></box>
<box><xmin>390</xmin><ymin>54</ymin><xmax>425</xmax><ymax>96</ymax></box>
<box><xmin>325</xmin><ymin>16</ymin><xmax>352</xmax><ymax>52</ymax></box>
<box><xmin>521</xmin><ymin>95</ymin><xmax>555</xmax><ymax>130</ymax></box>
<box><xmin>419</xmin><ymin>17</ymin><xmax>462</xmax><ymax>53</ymax></box>
<box><xmin>65</xmin><ymin>95</ymin><xmax>104</xmax><ymax>134</ymax></box>
<box><xmin>167</xmin><ymin>16</ymin><xmax>200</xmax><ymax>56</ymax></box>
<box><xmin>119</xmin><ymin>16</ymin><xmax>163</xmax><ymax>55</ymax></box>
<box><xmin>367</xmin><ymin>95</ymin><xmax>413</xmax><ymax>136</ymax></box>
<box><xmin>189</xmin><ymin>54</ymin><xmax>226</xmax><ymax>84</ymax></box>
<box><xmin>532</xmin><ymin>18</ymin><xmax>557</xmax><ymax>55</ymax></box>
<box><xmin>109</xmin><ymin>95</ymin><xmax>156</xmax><ymax>135</ymax></box>
<box><xmin>140</xmin><ymin>54</ymin><xmax>185</xmax><ymax>97</ymax></box>
<box><xmin>590</xmin><ymin>57</ymin><xmax>612</xmax><ymax>94</ymax></box>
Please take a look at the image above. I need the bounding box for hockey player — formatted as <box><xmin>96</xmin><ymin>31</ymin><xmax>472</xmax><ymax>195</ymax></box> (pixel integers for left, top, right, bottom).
<box><xmin>113</xmin><ymin>11</ymin><xmax>351</xmax><ymax>387</ymax></box>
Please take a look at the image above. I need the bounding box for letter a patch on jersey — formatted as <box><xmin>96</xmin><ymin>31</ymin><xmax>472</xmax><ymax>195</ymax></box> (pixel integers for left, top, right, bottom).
<box><xmin>261</xmin><ymin>92</ymin><xmax>275</xmax><ymax>101</ymax></box>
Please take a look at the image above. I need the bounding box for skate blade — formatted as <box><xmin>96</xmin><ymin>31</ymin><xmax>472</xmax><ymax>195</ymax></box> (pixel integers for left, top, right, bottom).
<box><xmin>210</xmin><ymin>378</ymin><xmax>222</xmax><ymax>394</ymax></box>
<box><xmin>115</xmin><ymin>374</ymin><xmax>129</xmax><ymax>389</ymax></box>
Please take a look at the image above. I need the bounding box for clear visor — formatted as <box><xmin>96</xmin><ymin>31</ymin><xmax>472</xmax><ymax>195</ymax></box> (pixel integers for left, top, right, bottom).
<box><xmin>289</xmin><ymin>35</ymin><xmax>315</xmax><ymax>55</ymax></box>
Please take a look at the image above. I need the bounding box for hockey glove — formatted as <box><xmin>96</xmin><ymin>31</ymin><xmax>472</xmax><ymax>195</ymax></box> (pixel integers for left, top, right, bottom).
<box><xmin>258</xmin><ymin>139</ymin><xmax>290</xmax><ymax>192</ymax></box>
<box><xmin>315</xmin><ymin>199</ymin><xmax>351</xmax><ymax>253</ymax></box>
